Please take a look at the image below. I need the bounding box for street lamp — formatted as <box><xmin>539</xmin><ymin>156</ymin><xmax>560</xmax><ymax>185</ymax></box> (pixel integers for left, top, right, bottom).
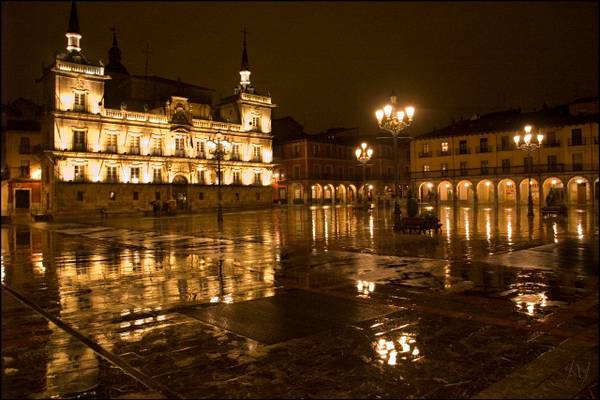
<box><xmin>375</xmin><ymin>95</ymin><xmax>414</xmax><ymax>229</ymax></box>
<box><xmin>355</xmin><ymin>142</ymin><xmax>374</xmax><ymax>207</ymax></box>
<box><xmin>514</xmin><ymin>125</ymin><xmax>543</xmax><ymax>218</ymax></box>
<box><xmin>208</xmin><ymin>132</ymin><xmax>231</xmax><ymax>223</ymax></box>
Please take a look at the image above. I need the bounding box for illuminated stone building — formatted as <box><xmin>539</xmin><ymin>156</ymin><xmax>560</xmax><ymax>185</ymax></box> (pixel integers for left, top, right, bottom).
<box><xmin>272</xmin><ymin>117</ymin><xmax>408</xmax><ymax>205</ymax></box>
<box><xmin>39</xmin><ymin>2</ymin><xmax>275</xmax><ymax>216</ymax></box>
<box><xmin>1</xmin><ymin>99</ymin><xmax>43</xmax><ymax>220</ymax></box>
<box><xmin>409</xmin><ymin>98</ymin><xmax>599</xmax><ymax>207</ymax></box>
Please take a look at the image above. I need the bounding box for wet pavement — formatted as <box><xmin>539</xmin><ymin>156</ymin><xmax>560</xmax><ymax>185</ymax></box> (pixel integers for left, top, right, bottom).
<box><xmin>1</xmin><ymin>204</ymin><xmax>598</xmax><ymax>399</ymax></box>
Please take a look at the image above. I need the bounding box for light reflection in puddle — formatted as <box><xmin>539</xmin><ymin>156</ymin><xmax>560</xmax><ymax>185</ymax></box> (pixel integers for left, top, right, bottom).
<box><xmin>356</xmin><ymin>280</ymin><xmax>375</xmax><ymax>298</ymax></box>
<box><xmin>512</xmin><ymin>292</ymin><xmax>548</xmax><ymax>316</ymax></box>
<box><xmin>373</xmin><ymin>333</ymin><xmax>421</xmax><ymax>366</ymax></box>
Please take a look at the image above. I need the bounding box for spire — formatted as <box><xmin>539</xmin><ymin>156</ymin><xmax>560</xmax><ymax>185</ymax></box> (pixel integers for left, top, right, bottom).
<box><xmin>241</xmin><ymin>28</ymin><xmax>250</xmax><ymax>71</ymax></box>
<box><xmin>68</xmin><ymin>0</ymin><xmax>80</xmax><ymax>34</ymax></box>
<box><xmin>65</xmin><ymin>1</ymin><xmax>82</xmax><ymax>52</ymax></box>
<box><xmin>106</xmin><ymin>26</ymin><xmax>129</xmax><ymax>76</ymax></box>
<box><xmin>238</xmin><ymin>28</ymin><xmax>252</xmax><ymax>91</ymax></box>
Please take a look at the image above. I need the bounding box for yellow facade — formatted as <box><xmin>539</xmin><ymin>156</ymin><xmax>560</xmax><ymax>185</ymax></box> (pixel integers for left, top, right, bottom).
<box><xmin>410</xmin><ymin>110</ymin><xmax>599</xmax><ymax>206</ymax></box>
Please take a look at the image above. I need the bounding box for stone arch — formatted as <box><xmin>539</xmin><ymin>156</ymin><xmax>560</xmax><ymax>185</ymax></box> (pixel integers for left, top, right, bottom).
<box><xmin>566</xmin><ymin>176</ymin><xmax>591</xmax><ymax>204</ymax></box>
<box><xmin>323</xmin><ymin>184</ymin><xmax>335</xmax><ymax>204</ymax></box>
<box><xmin>311</xmin><ymin>183</ymin><xmax>323</xmax><ymax>204</ymax></box>
<box><xmin>518</xmin><ymin>178</ymin><xmax>540</xmax><ymax>205</ymax></box>
<box><xmin>476</xmin><ymin>179</ymin><xmax>495</xmax><ymax>204</ymax></box>
<box><xmin>594</xmin><ymin>178</ymin><xmax>599</xmax><ymax>205</ymax></box>
<box><xmin>347</xmin><ymin>184</ymin><xmax>357</xmax><ymax>203</ymax></box>
<box><xmin>172</xmin><ymin>174</ymin><xmax>188</xmax><ymax>184</ymax></box>
<box><xmin>291</xmin><ymin>183</ymin><xmax>305</xmax><ymax>204</ymax></box>
<box><xmin>456</xmin><ymin>180</ymin><xmax>474</xmax><ymax>203</ymax></box>
<box><xmin>438</xmin><ymin>180</ymin><xmax>454</xmax><ymax>202</ymax></box>
<box><xmin>418</xmin><ymin>181</ymin><xmax>436</xmax><ymax>203</ymax></box>
<box><xmin>542</xmin><ymin>177</ymin><xmax>565</xmax><ymax>206</ymax></box>
<box><xmin>336</xmin><ymin>184</ymin><xmax>346</xmax><ymax>204</ymax></box>
<box><xmin>498</xmin><ymin>178</ymin><xmax>517</xmax><ymax>204</ymax></box>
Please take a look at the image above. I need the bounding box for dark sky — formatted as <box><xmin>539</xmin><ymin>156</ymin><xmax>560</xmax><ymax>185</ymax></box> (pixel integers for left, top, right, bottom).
<box><xmin>2</xmin><ymin>1</ymin><xmax>598</xmax><ymax>135</ymax></box>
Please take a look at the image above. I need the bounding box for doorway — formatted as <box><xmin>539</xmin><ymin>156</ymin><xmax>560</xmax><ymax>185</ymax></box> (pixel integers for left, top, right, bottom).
<box><xmin>15</xmin><ymin>189</ymin><xmax>30</xmax><ymax>210</ymax></box>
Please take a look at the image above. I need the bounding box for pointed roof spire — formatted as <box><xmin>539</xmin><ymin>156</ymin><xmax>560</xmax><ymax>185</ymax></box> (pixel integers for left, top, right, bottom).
<box><xmin>241</xmin><ymin>27</ymin><xmax>250</xmax><ymax>71</ymax></box>
<box><xmin>111</xmin><ymin>26</ymin><xmax>118</xmax><ymax>47</ymax></box>
<box><xmin>68</xmin><ymin>0</ymin><xmax>80</xmax><ymax>34</ymax></box>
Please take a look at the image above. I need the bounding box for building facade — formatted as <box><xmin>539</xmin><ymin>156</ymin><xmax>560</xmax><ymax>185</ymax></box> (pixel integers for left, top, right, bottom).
<box><xmin>1</xmin><ymin>99</ymin><xmax>44</xmax><ymax>219</ymax></box>
<box><xmin>410</xmin><ymin>98</ymin><xmax>599</xmax><ymax>207</ymax></box>
<box><xmin>39</xmin><ymin>3</ymin><xmax>275</xmax><ymax>217</ymax></box>
<box><xmin>272</xmin><ymin>117</ymin><xmax>410</xmax><ymax>205</ymax></box>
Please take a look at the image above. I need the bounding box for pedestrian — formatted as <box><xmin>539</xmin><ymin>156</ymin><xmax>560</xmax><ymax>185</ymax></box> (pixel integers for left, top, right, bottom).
<box><xmin>100</xmin><ymin>207</ymin><xmax>107</xmax><ymax>219</ymax></box>
<box><xmin>152</xmin><ymin>201</ymin><xmax>159</xmax><ymax>217</ymax></box>
<box><xmin>162</xmin><ymin>200</ymin><xmax>168</xmax><ymax>215</ymax></box>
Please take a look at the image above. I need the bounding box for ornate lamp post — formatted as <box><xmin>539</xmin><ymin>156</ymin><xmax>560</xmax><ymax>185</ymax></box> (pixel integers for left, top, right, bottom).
<box><xmin>375</xmin><ymin>95</ymin><xmax>415</xmax><ymax>229</ymax></box>
<box><xmin>208</xmin><ymin>132</ymin><xmax>231</xmax><ymax>223</ymax></box>
<box><xmin>355</xmin><ymin>142</ymin><xmax>374</xmax><ymax>206</ymax></box>
<box><xmin>514</xmin><ymin>125</ymin><xmax>543</xmax><ymax>218</ymax></box>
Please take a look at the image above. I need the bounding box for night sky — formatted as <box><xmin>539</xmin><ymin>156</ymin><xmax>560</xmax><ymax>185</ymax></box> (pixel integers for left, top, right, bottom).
<box><xmin>2</xmin><ymin>1</ymin><xmax>598</xmax><ymax>135</ymax></box>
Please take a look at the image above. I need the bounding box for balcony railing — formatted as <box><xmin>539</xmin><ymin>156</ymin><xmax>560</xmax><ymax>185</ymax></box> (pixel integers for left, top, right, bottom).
<box><xmin>252</xmin><ymin>156</ymin><xmax>262</xmax><ymax>162</ymax></box>
<box><xmin>499</xmin><ymin>144</ymin><xmax>515</xmax><ymax>151</ymax></box>
<box><xmin>129</xmin><ymin>147</ymin><xmax>140</xmax><ymax>155</ymax></box>
<box><xmin>152</xmin><ymin>149</ymin><xmax>163</xmax><ymax>156</ymax></box>
<box><xmin>174</xmin><ymin>150</ymin><xmax>186</xmax><ymax>157</ymax></box>
<box><xmin>106</xmin><ymin>145</ymin><xmax>117</xmax><ymax>154</ymax></box>
<box><xmin>56</xmin><ymin>60</ymin><xmax>104</xmax><ymax>76</ymax></box>
<box><xmin>418</xmin><ymin>151</ymin><xmax>432</xmax><ymax>158</ymax></box>
<box><xmin>73</xmin><ymin>144</ymin><xmax>87</xmax><ymax>152</ymax></box>
<box><xmin>196</xmin><ymin>152</ymin><xmax>206</xmax><ymax>159</ymax></box>
<box><xmin>411</xmin><ymin>163</ymin><xmax>597</xmax><ymax>179</ymax></box>
<box><xmin>437</xmin><ymin>150</ymin><xmax>451</xmax><ymax>157</ymax></box>
<box><xmin>230</xmin><ymin>154</ymin><xmax>241</xmax><ymax>161</ymax></box>
<box><xmin>456</xmin><ymin>148</ymin><xmax>470</xmax><ymax>155</ymax></box>
<box><xmin>19</xmin><ymin>146</ymin><xmax>31</xmax><ymax>154</ymax></box>
<box><xmin>568</xmin><ymin>138</ymin><xmax>586</xmax><ymax>146</ymax></box>
<box><xmin>476</xmin><ymin>146</ymin><xmax>492</xmax><ymax>153</ymax></box>
<box><xmin>543</xmin><ymin>140</ymin><xmax>561</xmax><ymax>148</ymax></box>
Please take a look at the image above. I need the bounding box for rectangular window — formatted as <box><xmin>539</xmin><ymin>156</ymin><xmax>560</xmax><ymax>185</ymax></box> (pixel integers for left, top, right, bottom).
<box><xmin>547</xmin><ymin>155</ymin><xmax>558</xmax><ymax>171</ymax></box>
<box><xmin>481</xmin><ymin>160</ymin><xmax>489</xmax><ymax>174</ymax></box>
<box><xmin>130</xmin><ymin>136</ymin><xmax>140</xmax><ymax>154</ymax></box>
<box><xmin>294</xmin><ymin>165</ymin><xmax>300</xmax><ymax>178</ymax></box>
<box><xmin>502</xmin><ymin>159</ymin><xmax>510</xmax><ymax>173</ymax></box>
<box><xmin>572</xmin><ymin>153</ymin><xmax>583</xmax><ymax>171</ymax></box>
<box><xmin>74</xmin><ymin>92</ymin><xmax>86</xmax><ymax>112</ymax></box>
<box><xmin>441</xmin><ymin>141</ymin><xmax>449</xmax><ymax>153</ymax></box>
<box><xmin>571</xmin><ymin>128</ymin><xmax>583</xmax><ymax>146</ymax></box>
<box><xmin>74</xmin><ymin>165</ymin><xmax>85</xmax><ymax>182</ymax></box>
<box><xmin>254</xmin><ymin>171</ymin><xmax>262</xmax><ymax>185</ymax></box>
<box><xmin>459</xmin><ymin>140</ymin><xmax>468</xmax><ymax>154</ymax></box>
<box><xmin>423</xmin><ymin>143</ymin><xmax>429</xmax><ymax>153</ymax></box>
<box><xmin>441</xmin><ymin>163</ymin><xmax>448</xmax><ymax>177</ymax></box>
<box><xmin>153</xmin><ymin>137</ymin><xmax>162</xmax><ymax>156</ymax></box>
<box><xmin>73</xmin><ymin>130</ymin><xmax>86</xmax><ymax>151</ymax></box>
<box><xmin>20</xmin><ymin>160</ymin><xmax>30</xmax><ymax>178</ymax></box>
<box><xmin>479</xmin><ymin>138</ymin><xmax>489</xmax><ymax>152</ymax></box>
<box><xmin>175</xmin><ymin>137</ymin><xmax>185</xmax><ymax>157</ymax></box>
<box><xmin>423</xmin><ymin>164</ymin><xmax>430</xmax><ymax>172</ymax></box>
<box><xmin>545</xmin><ymin>131</ymin><xmax>558</xmax><ymax>147</ymax></box>
<box><xmin>106</xmin><ymin>133</ymin><xmax>117</xmax><ymax>153</ymax></box>
<box><xmin>155</xmin><ymin>191</ymin><xmax>161</xmax><ymax>200</ymax></box>
<box><xmin>313</xmin><ymin>144</ymin><xmax>319</xmax><ymax>156</ymax></box>
<box><xmin>133</xmin><ymin>191</ymin><xmax>139</xmax><ymax>201</ymax></box>
<box><xmin>459</xmin><ymin>161</ymin><xmax>467</xmax><ymax>174</ymax></box>
<box><xmin>130</xmin><ymin>167</ymin><xmax>140</xmax><ymax>183</ymax></box>
<box><xmin>524</xmin><ymin>157</ymin><xmax>533</xmax><ymax>172</ymax></box>
<box><xmin>196</xmin><ymin>141</ymin><xmax>206</xmax><ymax>158</ymax></box>
<box><xmin>231</xmin><ymin>144</ymin><xmax>240</xmax><ymax>160</ymax></box>
<box><xmin>314</xmin><ymin>165</ymin><xmax>321</xmax><ymax>178</ymax></box>
<box><xmin>77</xmin><ymin>191</ymin><xmax>84</xmax><ymax>201</ymax></box>
<box><xmin>293</xmin><ymin>144</ymin><xmax>300</xmax><ymax>157</ymax></box>
<box><xmin>253</xmin><ymin>145</ymin><xmax>261</xmax><ymax>162</ymax></box>
<box><xmin>324</xmin><ymin>166</ymin><xmax>331</xmax><ymax>179</ymax></box>
<box><xmin>232</xmin><ymin>170</ymin><xmax>241</xmax><ymax>184</ymax></box>
<box><xmin>251</xmin><ymin>116</ymin><xmax>261</xmax><ymax>131</ymax></box>
<box><xmin>197</xmin><ymin>170</ymin><xmax>205</xmax><ymax>184</ymax></box>
<box><xmin>501</xmin><ymin>136</ymin><xmax>510</xmax><ymax>151</ymax></box>
<box><xmin>199</xmin><ymin>192</ymin><xmax>204</xmax><ymax>200</ymax></box>
<box><xmin>153</xmin><ymin>168</ymin><xmax>162</xmax><ymax>183</ymax></box>
<box><xmin>19</xmin><ymin>137</ymin><xmax>31</xmax><ymax>154</ymax></box>
<box><xmin>106</xmin><ymin>166</ymin><xmax>117</xmax><ymax>182</ymax></box>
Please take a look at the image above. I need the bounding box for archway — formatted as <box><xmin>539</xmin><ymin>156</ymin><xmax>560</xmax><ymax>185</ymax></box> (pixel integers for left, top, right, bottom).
<box><xmin>456</xmin><ymin>180</ymin><xmax>474</xmax><ymax>203</ymax></box>
<box><xmin>311</xmin><ymin>184</ymin><xmax>323</xmax><ymax>204</ymax></box>
<box><xmin>518</xmin><ymin>178</ymin><xmax>540</xmax><ymax>205</ymax></box>
<box><xmin>418</xmin><ymin>182</ymin><xmax>435</xmax><ymax>203</ymax></box>
<box><xmin>476</xmin><ymin>180</ymin><xmax>495</xmax><ymax>204</ymax></box>
<box><xmin>542</xmin><ymin>177</ymin><xmax>565</xmax><ymax>206</ymax></box>
<box><xmin>347</xmin><ymin>184</ymin><xmax>357</xmax><ymax>203</ymax></box>
<box><xmin>567</xmin><ymin>176</ymin><xmax>591</xmax><ymax>205</ymax></box>
<box><xmin>172</xmin><ymin>174</ymin><xmax>188</xmax><ymax>210</ymax></box>
<box><xmin>336</xmin><ymin>184</ymin><xmax>346</xmax><ymax>204</ymax></box>
<box><xmin>292</xmin><ymin>183</ymin><xmax>305</xmax><ymax>204</ymax></box>
<box><xmin>438</xmin><ymin>181</ymin><xmax>454</xmax><ymax>202</ymax></box>
<box><xmin>498</xmin><ymin>178</ymin><xmax>517</xmax><ymax>204</ymax></box>
<box><xmin>323</xmin><ymin>184</ymin><xmax>334</xmax><ymax>204</ymax></box>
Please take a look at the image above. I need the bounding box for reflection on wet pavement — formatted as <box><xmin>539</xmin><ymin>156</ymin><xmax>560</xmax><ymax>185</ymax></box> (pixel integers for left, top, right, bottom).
<box><xmin>1</xmin><ymin>205</ymin><xmax>598</xmax><ymax>398</ymax></box>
